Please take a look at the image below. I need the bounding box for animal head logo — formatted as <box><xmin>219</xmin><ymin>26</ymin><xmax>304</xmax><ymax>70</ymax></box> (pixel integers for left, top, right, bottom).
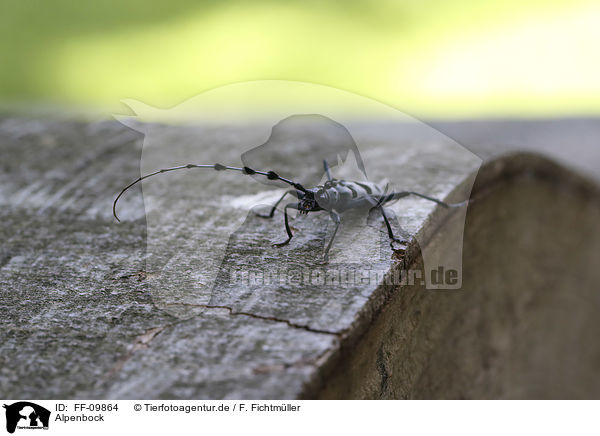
<box><xmin>3</xmin><ymin>402</ymin><xmax>50</xmax><ymax>434</ymax></box>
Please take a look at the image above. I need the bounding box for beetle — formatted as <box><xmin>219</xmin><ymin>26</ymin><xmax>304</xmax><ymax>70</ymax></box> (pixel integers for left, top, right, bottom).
<box><xmin>113</xmin><ymin>160</ymin><xmax>461</xmax><ymax>261</ymax></box>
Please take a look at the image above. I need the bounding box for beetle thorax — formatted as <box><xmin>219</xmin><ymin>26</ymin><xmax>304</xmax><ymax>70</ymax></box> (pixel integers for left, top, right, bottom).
<box><xmin>314</xmin><ymin>179</ymin><xmax>386</xmax><ymax>212</ymax></box>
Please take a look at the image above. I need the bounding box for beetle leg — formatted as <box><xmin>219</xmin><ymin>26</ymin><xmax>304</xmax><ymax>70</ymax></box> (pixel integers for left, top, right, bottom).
<box><xmin>383</xmin><ymin>191</ymin><xmax>450</xmax><ymax>207</ymax></box>
<box><xmin>323</xmin><ymin>160</ymin><xmax>333</xmax><ymax>182</ymax></box>
<box><xmin>273</xmin><ymin>203</ymin><xmax>298</xmax><ymax>247</ymax></box>
<box><xmin>255</xmin><ymin>190</ymin><xmax>296</xmax><ymax>218</ymax></box>
<box><xmin>376</xmin><ymin>206</ymin><xmax>409</xmax><ymax>248</ymax></box>
<box><xmin>322</xmin><ymin>211</ymin><xmax>341</xmax><ymax>263</ymax></box>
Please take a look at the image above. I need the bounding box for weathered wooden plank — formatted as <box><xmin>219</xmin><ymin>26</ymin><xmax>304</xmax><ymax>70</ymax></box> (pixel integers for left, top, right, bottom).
<box><xmin>1</xmin><ymin>116</ymin><xmax>598</xmax><ymax>399</ymax></box>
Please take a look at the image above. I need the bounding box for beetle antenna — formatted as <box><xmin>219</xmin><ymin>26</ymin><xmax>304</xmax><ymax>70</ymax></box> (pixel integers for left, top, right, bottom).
<box><xmin>113</xmin><ymin>163</ymin><xmax>307</xmax><ymax>221</ymax></box>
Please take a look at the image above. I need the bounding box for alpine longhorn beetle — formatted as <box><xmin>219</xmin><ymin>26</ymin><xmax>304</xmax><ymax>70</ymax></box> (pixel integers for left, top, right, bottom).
<box><xmin>113</xmin><ymin>160</ymin><xmax>464</xmax><ymax>261</ymax></box>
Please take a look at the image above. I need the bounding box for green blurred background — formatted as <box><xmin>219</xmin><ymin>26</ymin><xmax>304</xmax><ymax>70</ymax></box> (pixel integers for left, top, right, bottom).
<box><xmin>1</xmin><ymin>0</ymin><xmax>598</xmax><ymax>118</ymax></box>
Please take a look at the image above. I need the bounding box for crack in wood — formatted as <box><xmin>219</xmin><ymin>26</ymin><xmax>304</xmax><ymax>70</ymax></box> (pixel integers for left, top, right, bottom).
<box><xmin>165</xmin><ymin>302</ymin><xmax>341</xmax><ymax>336</ymax></box>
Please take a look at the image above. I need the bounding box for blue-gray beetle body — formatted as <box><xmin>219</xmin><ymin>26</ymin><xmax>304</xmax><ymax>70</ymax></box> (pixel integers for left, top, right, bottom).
<box><xmin>299</xmin><ymin>179</ymin><xmax>386</xmax><ymax>214</ymax></box>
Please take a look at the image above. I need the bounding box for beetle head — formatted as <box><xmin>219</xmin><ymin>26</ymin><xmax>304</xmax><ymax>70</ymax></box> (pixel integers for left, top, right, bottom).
<box><xmin>297</xmin><ymin>188</ymin><xmax>322</xmax><ymax>214</ymax></box>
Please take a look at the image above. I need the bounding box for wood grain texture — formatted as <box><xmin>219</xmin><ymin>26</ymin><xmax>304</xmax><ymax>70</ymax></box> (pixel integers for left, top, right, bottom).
<box><xmin>1</xmin><ymin>116</ymin><xmax>598</xmax><ymax>399</ymax></box>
